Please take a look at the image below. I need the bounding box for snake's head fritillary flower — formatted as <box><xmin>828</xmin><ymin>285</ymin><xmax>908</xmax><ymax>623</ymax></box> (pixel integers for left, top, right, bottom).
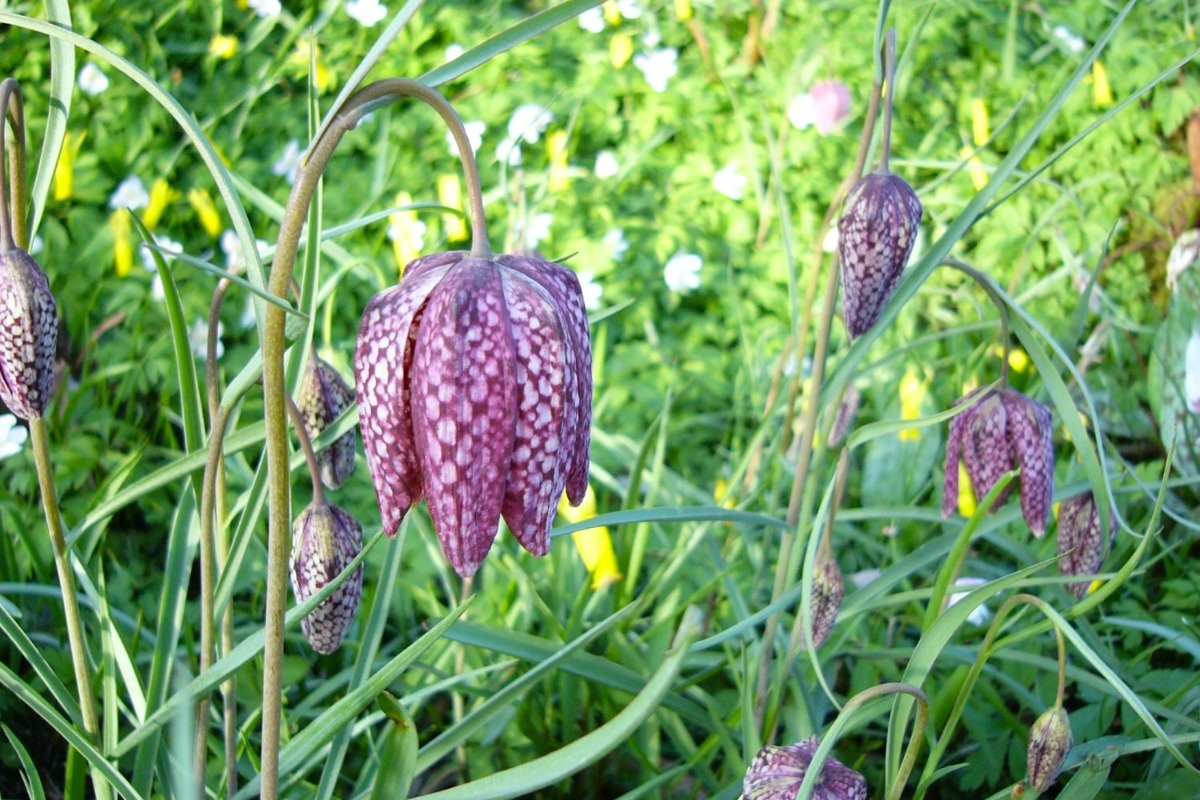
<box><xmin>799</xmin><ymin>548</ymin><xmax>844</xmax><ymax>650</ymax></box>
<box><xmin>1026</xmin><ymin>706</ymin><xmax>1072</xmax><ymax>792</ymax></box>
<box><xmin>744</xmin><ymin>737</ymin><xmax>867</xmax><ymax>800</ymax></box>
<box><xmin>298</xmin><ymin>354</ymin><xmax>356</xmax><ymax>490</ymax></box>
<box><xmin>942</xmin><ymin>387</ymin><xmax>1055</xmax><ymax>536</ymax></box>
<box><xmin>1056</xmin><ymin>492</ymin><xmax>1115</xmax><ymax>598</ymax></box>
<box><xmin>355</xmin><ymin>250</ymin><xmax>592</xmax><ymax>578</ymax></box>
<box><xmin>289</xmin><ymin>502</ymin><xmax>364</xmax><ymax>654</ymax></box>
<box><xmin>837</xmin><ymin>171</ymin><xmax>922</xmax><ymax>339</ymax></box>
<box><xmin>0</xmin><ymin>247</ymin><xmax>58</xmax><ymax>420</ymax></box>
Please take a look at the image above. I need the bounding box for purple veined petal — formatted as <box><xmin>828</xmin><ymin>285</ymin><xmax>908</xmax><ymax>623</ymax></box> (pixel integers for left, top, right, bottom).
<box><xmin>403</xmin><ymin>249</ymin><xmax>469</xmax><ymax>281</ymax></box>
<box><xmin>411</xmin><ymin>259</ymin><xmax>518</xmax><ymax>577</ymax></box>
<box><xmin>961</xmin><ymin>391</ymin><xmax>1015</xmax><ymax>510</ymax></box>
<box><xmin>1004</xmin><ymin>390</ymin><xmax>1055</xmax><ymax>536</ymax></box>
<box><xmin>498</xmin><ymin>269</ymin><xmax>570</xmax><ymax>557</ymax></box>
<box><xmin>0</xmin><ymin>248</ymin><xmax>58</xmax><ymax>420</ymax></box>
<box><xmin>942</xmin><ymin>401</ymin><xmax>969</xmax><ymax>519</ymax></box>
<box><xmin>355</xmin><ymin>259</ymin><xmax>457</xmax><ymax>535</ymax></box>
<box><xmin>744</xmin><ymin>737</ymin><xmax>868</xmax><ymax>800</ymax></box>
<box><xmin>497</xmin><ymin>254</ymin><xmax>593</xmax><ymax>504</ymax></box>
<box><xmin>289</xmin><ymin>502</ymin><xmax>364</xmax><ymax>654</ymax></box>
<box><xmin>299</xmin><ymin>355</ymin><xmax>356</xmax><ymax>490</ymax></box>
<box><xmin>1057</xmin><ymin>492</ymin><xmax>1110</xmax><ymax>598</ymax></box>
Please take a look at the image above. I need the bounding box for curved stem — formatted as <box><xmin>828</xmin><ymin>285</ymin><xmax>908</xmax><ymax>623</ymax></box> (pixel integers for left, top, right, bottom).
<box><xmin>286</xmin><ymin>393</ymin><xmax>325</xmax><ymax>507</ymax></box>
<box><xmin>259</xmin><ymin>78</ymin><xmax>489</xmax><ymax>796</ymax></box>
<box><xmin>0</xmin><ymin>77</ymin><xmax>28</xmax><ymax>251</ymax></box>
<box><xmin>941</xmin><ymin>258</ymin><xmax>1012</xmax><ymax>385</ymax></box>
<box><xmin>881</xmin><ymin>29</ymin><xmax>897</xmax><ymax>172</ymax></box>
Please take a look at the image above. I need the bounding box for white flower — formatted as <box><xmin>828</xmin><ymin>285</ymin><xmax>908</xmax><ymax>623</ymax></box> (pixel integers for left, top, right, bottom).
<box><xmin>78</xmin><ymin>62</ymin><xmax>109</xmax><ymax>96</ymax></box>
<box><xmin>140</xmin><ymin>234</ymin><xmax>183</xmax><ymax>274</ymax></box>
<box><xmin>345</xmin><ymin>0</ymin><xmax>387</xmax><ymax>26</ymax></box>
<box><xmin>616</xmin><ymin>0</ymin><xmax>643</xmax><ymax>19</ymax></box>
<box><xmin>496</xmin><ymin>136</ymin><xmax>522</xmax><ymax>167</ymax></box>
<box><xmin>633</xmin><ymin>48</ymin><xmax>678</xmax><ymax>93</ymax></box>
<box><xmin>150</xmin><ymin>274</ymin><xmax>165</xmax><ymax>303</ymax></box>
<box><xmin>948</xmin><ymin>577</ymin><xmax>992</xmax><ymax>626</ymax></box>
<box><xmin>248</xmin><ymin>0</ymin><xmax>282</xmax><ymax>18</ymax></box>
<box><xmin>579</xmin><ymin>271</ymin><xmax>603</xmax><ymax>311</ymax></box>
<box><xmin>604</xmin><ymin>227</ymin><xmax>628</xmax><ymax>260</ymax></box>
<box><xmin>515</xmin><ymin>212</ymin><xmax>553</xmax><ymax>249</ymax></box>
<box><xmin>0</xmin><ymin>414</ymin><xmax>28</xmax><ymax>460</ymax></box>
<box><xmin>1186</xmin><ymin>329</ymin><xmax>1200</xmax><ymax>414</ymax></box>
<box><xmin>664</xmin><ymin>251</ymin><xmax>701</xmax><ymax>293</ymax></box>
<box><xmin>822</xmin><ymin>225</ymin><xmax>839</xmax><ymax>253</ymax></box>
<box><xmin>387</xmin><ymin>216</ymin><xmax>427</xmax><ymax>253</ymax></box>
<box><xmin>109</xmin><ymin>176</ymin><xmax>149</xmax><ymax>210</ymax></box>
<box><xmin>447</xmin><ymin>120</ymin><xmax>486</xmax><ymax>157</ymax></box>
<box><xmin>220</xmin><ymin>230</ymin><xmax>270</xmax><ymax>270</ymax></box>
<box><xmin>508</xmin><ymin>104</ymin><xmax>553</xmax><ymax>144</ymax></box>
<box><xmin>642</xmin><ymin>27</ymin><xmax>662</xmax><ymax>48</ymax></box>
<box><xmin>712</xmin><ymin>164</ymin><xmax>747</xmax><ymax>200</ymax></box>
<box><xmin>579</xmin><ymin>8</ymin><xmax>605</xmax><ymax>33</ymax></box>
<box><xmin>240</xmin><ymin>296</ymin><xmax>258</xmax><ymax>330</ymax></box>
<box><xmin>273</xmin><ymin>139</ymin><xmax>302</xmax><ymax>184</ymax></box>
<box><xmin>189</xmin><ymin>318</ymin><xmax>225</xmax><ymax>361</ymax></box>
<box><xmin>445</xmin><ymin>43</ymin><xmax>465</xmax><ymax>61</ymax></box>
<box><xmin>594</xmin><ymin>150</ymin><xmax>620</xmax><ymax>179</ymax></box>
<box><xmin>1051</xmin><ymin>24</ymin><xmax>1086</xmax><ymax>54</ymax></box>
<box><xmin>1167</xmin><ymin>229</ymin><xmax>1200</xmax><ymax>291</ymax></box>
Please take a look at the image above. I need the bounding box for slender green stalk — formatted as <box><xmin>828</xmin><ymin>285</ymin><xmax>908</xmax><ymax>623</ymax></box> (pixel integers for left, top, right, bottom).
<box><xmin>881</xmin><ymin>30</ymin><xmax>896</xmax><ymax>172</ymax></box>
<box><xmin>259</xmin><ymin>78</ymin><xmax>491</xmax><ymax>797</ymax></box>
<box><xmin>285</xmin><ymin>393</ymin><xmax>325</xmax><ymax>506</ymax></box>
<box><xmin>942</xmin><ymin>258</ymin><xmax>1013</xmax><ymax>385</ymax></box>
<box><xmin>0</xmin><ymin>78</ymin><xmax>27</xmax><ymax>250</ymax></box>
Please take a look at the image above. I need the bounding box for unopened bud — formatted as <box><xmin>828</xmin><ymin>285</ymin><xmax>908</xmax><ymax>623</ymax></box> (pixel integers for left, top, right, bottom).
<box><xmin>800</xmin><ymin>548</ymin><xmax>844</xmax><ymax>650</ymax></box>
<box><xmin>298</xmin><ymin>354</ymin><xmax>356</xmax><ymax>489</ymax></box>
<box><xmin>1026</xmin><ymin>706</ymin><xmax>1072</xmax><ymax>792</ymax></box>
<box><xmin>1057</xmin><ymin>492</ymin><xmax>1115</xmax><ymax>599</ymax></box>
<box><xmin>289</xmin><ymin>502</ymin><xmax>364</xmax><ymax>654</ymax></box>
<box><xmin>0</xmin><ymin>247</ymin><xmax>58</xmax><ymax>419</ymax></box>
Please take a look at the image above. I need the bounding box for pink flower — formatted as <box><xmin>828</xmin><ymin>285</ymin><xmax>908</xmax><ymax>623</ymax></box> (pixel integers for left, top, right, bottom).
<box><xmin>788</xmin><ymin>81</ymin><xmax>851</xmax><ymax>136</ymax></box>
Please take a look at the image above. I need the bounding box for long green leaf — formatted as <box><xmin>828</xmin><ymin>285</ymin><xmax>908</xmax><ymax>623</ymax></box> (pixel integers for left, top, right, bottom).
<box><xmin>3</xmin><ymin>722</ymin><xmax>47</xmax><ymax>800</ymax></box>
<box><xmin>27</xmin><ymin>0</ymin><xmax>72</xmax><ymax>238</ymax></box>
<box><xmin>0</xmin><ymin>602</ymin><xmax>81</xmax><ymax>725</ymax></box>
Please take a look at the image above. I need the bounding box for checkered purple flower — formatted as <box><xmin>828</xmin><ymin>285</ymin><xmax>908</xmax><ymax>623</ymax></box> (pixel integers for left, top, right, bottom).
<box><xmin>744</xmin><ymin>737</ymin><xmax>867</xmax><ymax>800</ymax></box>
<box><xmin>1056</xmin><ymin>492</ymin><xmax>1115</xmax><ymax>598</ymax></box>
<box><xmin>289</xmin><ymin>502</ymin><xmax>364</xmax><ymax>654</ymax></box>
<box><xmin>0</xmin><ymin>247</ymin><xmax>57</xmax><ymax>420</ymax></box>
<box><xmin>297</xmin><ymin>354</ymin><xmax>356</xmax><ymax>490</ymax></box>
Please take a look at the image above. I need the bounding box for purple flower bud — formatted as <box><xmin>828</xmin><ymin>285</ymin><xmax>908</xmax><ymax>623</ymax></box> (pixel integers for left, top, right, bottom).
<box><xmin>1026</xmin><ymin>706</ymin><xmax>1072</xmax><ymax>792</ymax></box>
<box><xmin>942</xmin><ymin>387</ymin><xmax>1054</xmax><ymax>536</ymax></box>
<box><xmin>1057</xmin><ymin>492</ymin><xmax>1115</xmax><ymax>599</ymax></box>
<box><xmin>837</xmin><ymin>171</ymin><xmax>922</xmax><ymax>339</ymax></box>
<box><xmin>0</xmin><ymin>247</ymin><xmax>57</xmax><ymax>420</ymax></box>
<box><xmin>297</xmin><ymin>354</ymin><xmax>356</xmax><ymax>490</ymax></box>
<box><xmin>289</xmin><ymin>502</ymin><xmax>364</xmax><ymax>654</ymax></box>
<box><xmin>799</xmin><ymin>549</ymin><xmax>844</xmax><ymax>650</ymax></box>
<box><xmin>826</xmin><ymin>383</ymin><xmax>860</xmax><ymax>447</ymax></box>
<box><xmin>354</xmin><ymin>250</ymin><xmax>592</xmax><ymax>577</ymax></box>
<box><xmin>744</xmin><ymin>737</ymin><xmax>867</xmax><ymax>800</ymax></box>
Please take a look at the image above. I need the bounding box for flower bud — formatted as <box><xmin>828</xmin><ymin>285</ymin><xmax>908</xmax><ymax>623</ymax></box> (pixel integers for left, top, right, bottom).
<box><xmin>744</xmin><ymin>736</ymin><xmax>867</xmax><ymax>800</ymax></box>
<box><xmin>298</xmin><ymin>354</ymin><xmax>356</xmax><ymax>489</ymax></box>
<box><xmin>289</xmin><ymin>502</ymin><xmax>364</xmax><ymax>654</ymax></box>
<box><xmin>1026</xmin><ymin>706</ymin><xmax>1072</xmax><ymax>792</ymax></box>
<box><xmin>837</xmin><ymin>171</ymin><xmax>923</xmax><ymax>339</ymax></box>
<box><xmin>799</xmin><ymin>548</ymin><xmax>844</xmax><ymax>651</ymax></box>
<box><xmin>0</xmin><ymin>247</ymin><xmax>58</xmax><ymax>419</ymax></box>
<box><xmin>1057</xmin><ymin>492</ymin><xmax>1115</xmax><ymax>599</ymax></box>
<box><xmin>826</xmin><ymin>383</ymin><xmax>860</xmax><ymax>447</ymax></box>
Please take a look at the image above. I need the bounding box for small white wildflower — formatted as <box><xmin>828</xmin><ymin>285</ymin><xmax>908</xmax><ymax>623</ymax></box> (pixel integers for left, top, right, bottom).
<box><xmin>345</xmin><ymin>0</ymin><xmax>387</xmax><ymax>26</ymax></box>
<box><xmin>594</xmin><ymin>150</ymin><xmax>620</xmax><ymax>179</ymax></box>
<box><xmin>616</xmin><ymin>0</ymin><xmax>643</xmax><ymax>19</ymax></box>
<box><xmin>633</xmin><ymin>48</ymin><xmax>678</xmax><ymax>93</ymax></box>
<box><xmin>445</xmin><ymin>43</ymin><xmax>465</xmax><ymax>61</ymax></box>
<box><xmin>604</xmin><ymin>227</ymin><xmax>628</xmax><ymax>260</ymax></box>
<box><xmin>822</xmin><ymin>225</ymin><xmax>839</xmax><ymax>253</ymax></box>
<box><xmin>579</xmin><ymin>272</ymin><xmax>603</xmax><ymax>311</ymax></box>
<box><xmin>273</xmin><ymin>139</ymin><xmax>303</xmax><ymax>185</ymax></box>
<box><xmin>387</xmin><ymin>216</ymin><xmax>427</xmax><ymax>253</ymax></box>
<box><xmin>78</xmin><ymin>62</ymin><xmax>109</xmax><ymax>96</ymax></box>
<box><xmin>447</xmin><ymin>120</ymin><xmax>486</xmax><ymax>157</ymax></box>
<box><xmin>1186</xmin><ymin>329</ymin><xmax>1200</xmax><ymax>414</ymax></box>
<box><xmin>948</xmin><ymin>577</ymin><xmax>992</xmax><ymax>626</ymax></box>
<box><xmin>508</xmin><ymin>104</ymin><xmax>553</xmax><ymax>144</ymax></box>
<box><xmin>150</xmin><ymin>274</ymin><xmax>165</xmax><ymax>303</ymax></box>
<box><xmin>189</xmin><ymin>318</ymin><xmax>225</xmax><ymax>361</ymax></box>
<box><xmin>642</xmin><ymin>27</ymin><xmax>662</xmax><ymax>48</ymax></box>
<box><xmin>1051</xmin><ymin>24</ymin><xmax>1086</xmax><ymax>54</ymax></box>
<box><xmin>140</xmin><ymin>234</ymin><xmax>183</xmax><ymax>274</ymax></box>
<box><xmin>0</xmin><ymin>414</ymin><xmax>28</xmax><ymax>460</ymax></box>
<box><xmin>1167</xmin><ymin>229</ymin><xmax>1200</xmax><ymax>291</ymax></box>
<box><xmin>664</xmin><ymin>251</ymin><xmax>701</xmax><ymax>293</ymax></box>
<box><xmin>579</xmin><ymin>8</ymin><xmax>605</xmax><ymax>33</ymax></box>
<box><xmin>220</xmin><ymin>230</ymin><xmax>270</xmax><ymax>270</ymax></box>
<box><xmin>240</xmin><ymin>296</ymin><xmax>258</xmax><ymax>330</ymax></box>
<box><xmin>515</xmin><ymin>212</ymin><xmax>553</xmax><ymax>249</ymax></box>
<box><xmin>248</xmin><ymin>0</ymin><xmax>282</xmax><ymax>18</ymax></box>
<box><xmin>109</xmin><ymin>176</ymin><xmax>149</xmax><ymax>210</ymax></box>
<box><xmin>712</xmin><ymin>164</ymin><xmax>747</xmax><ymax>200</ymax></box>
<box><xmin>496</xmin><ymin>136</ymin><xmax>522</xmax><ymax>167</ymax></box>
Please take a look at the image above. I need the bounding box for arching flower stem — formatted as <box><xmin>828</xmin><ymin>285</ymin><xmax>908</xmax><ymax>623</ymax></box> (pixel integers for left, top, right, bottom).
<box><xmin>0</xmin><ymin>78</ymin><xmax>27</xmax><ymax>251</ymax></box>
<box><xmin>941</xmin><ymin>257</ymin><xmax>1013</xmax><ymax>386</ymax></box>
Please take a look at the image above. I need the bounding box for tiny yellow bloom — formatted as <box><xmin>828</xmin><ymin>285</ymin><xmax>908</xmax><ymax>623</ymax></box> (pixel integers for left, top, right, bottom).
<box><xmin>970</xmin><ymin>97</ymin><xmax>990</xmax><ymax>147</ymax></box>
<box><xmin>1092</xmin><ymin>60</ymin><xmax>1113</xmax><ymax>108</ymax></box>
<box><xmin>560</xmin><ymin>486</ymin><xmax>621</xmax><ymax>589</ymax></box>
<box><xmin>957</xmin><ymin>462</ymin><xmax>977</xmax><ymax>518</ymax></box>
<box><xmin>898</xmin><ymin>366</ymin><xmax>926</xmax><ymax>442</ymax></box>
<box><xmin>388</xmin><ymin>192</ymin><xmax>425</xmax><ymax>275</ymax></box>
<box><xmin>1086</xmin><ymin>578</ymin><xmax>1103</xmax><ymax>595</ymax></box>
<box><xmin>990</xmin><ymin>344</ymin><xmax>1030</xmax><ymax>373</ymax></box>
<box><xmin>188</xmin><ymin>188</ymin><xmax>223</xmax><ymax>238</ymax></box>
<box><xmin>437</xmin><ymin>174</ymin><xmax>467</xmax><ymax>241</ymax></box>
<box><xmin>547</xmin><ymin>130</ymin><xmax>570</xmax><ymax>193</ymax></box>
<box><xmin>110</xmin><ymin>211</ymin><xmax>133</xmax><ymax>277</ymax></box>
<box><xmin>142</xmin><ymin>177</ymin><xmax>178</xmax><ymax>231</ymax></box>
<box><xmin>53</xmin><ymin>131</ymin><xmax>86</xmax><ymax>202</ymax></box>
<box><xmin>713</xmin><ymin>477</ymin><xmax>735</xmax><ymax>509</ymax></box>
<box><xmin>610</xmin><ymin>33</ymin><xmax>633</xmax><ymax>69</ymax></box>
<box><xmin>289</xmin><ymin>40</ymin><xmax>334</xmax><ymax>94</ymax></box>
<box><xmin>959</xmin><ymin>145</ymin><xmax>988</xmax><ymax>192</ymax></box>
<box><xmin>208</xmin><ymin>34</ymin><xmax>239</xmax><ymax>60</ymax></box>
<box><xmin>603</xmin><ymin>1</ymin><xmax>621</xmax><ymax>26</ymax></box>
<box><xmin>674</xmin><ymin>0</ymin><xmax>693</xmax><ymax>21</ymax></box>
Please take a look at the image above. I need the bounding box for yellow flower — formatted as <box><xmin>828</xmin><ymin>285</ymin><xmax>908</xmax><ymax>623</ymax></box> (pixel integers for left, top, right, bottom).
<box><xmin>289</xmin><ymin>40</ymin><xmax>333</xmax><ymax>94</ymax></box>
<box><xmin>970</xmin><ymin>97</ymin><xmax>990</xmax><ymax>147</ymax></box>
<box><xmin>188</xmin><ymin>188</ymin><xmax>222</xmax><ymax>238</ymax></box>
<box><xmin>957</xmin><ymin>462</ymin><xmax>977</xmax><ymax>518</ymax></box>
<box><xmin>208</xmin><ymin>34</ymin><xmax>239</xmax><ymax>60</ymax></box>
<box><xmin>1092</xmin><ymin>60</ymin><xmax>1113</xmax><ymax>108</ymax></box>
<box><xmin>713</xmin><ymin>477</ymin><xmax>735</xmax><ymax>509</ymax></box>
<box><xmin>547</xmin><ymin>130</ymin><xmax>570</xmax><ymax>193</ymax></box>
<box><xmin>110</xmin><ymin>211</ymin><xmax>133</xmax><ymax>277</ymax></box>
<box><xmin>610</xmin><ymin>34</ymin><xmax>633</xmax><ymax>69</ymax></box>
<box><xmin>388</xmin><ymin>192</ymin><xmax>426</xmax><ymax>275</ymax></box>
<box><xmin>959</xmin><ymin>145</ymin><xmax>988</xmax><ymax>192</ymax></box>
<box><xmin>53</xmin><ymin>131</ymin><xmax>86</xmax><ymax>201</ymax></box>
<box><xmin>990</xmin><ymin>344</ymin><xmax>1030</xmax><ymax>373</ymax></box>
<box><xmin>674</xmin><ymin>0</ymin><xmax>694</xmax><ymax>21</ymax></box>
<box><xmin>603</xmin><ymin>1</ymin><xmax>621</xmax><ymax>25</ymax></box>
<box><xmin>898</xmin><ymin>366</ymin><xmax>926</xmax><ymax>442</ymax></box>
<box><xmin>142</xmin><ymin>177</ymin><xmax>178</xmax><ymax>231</ymax></box>
<box><xmin>560</xmin><ymin>486</ymin><xmax>621</xmax><ymax>589</ymax></box>
<box><xmin>437</xmin><ymin>174</ymin><xmax>467</xmax><ymax>241</ymax></box>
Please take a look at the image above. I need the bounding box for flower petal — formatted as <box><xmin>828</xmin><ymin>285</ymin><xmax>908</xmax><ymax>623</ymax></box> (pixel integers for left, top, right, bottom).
<box><xmin>1004</xmin><ymin>390</ymin><xmax>1054</xmax><ymax>536</ymax></box>
<box><xmin>299</xmin><ymin>355</ymin><xmax>356</xmax><ymax>490</ymax></box>
<box><xmin>411</xmin><ymin>259</ymin><xmax>518</xmax><ymax>577</ymax></box>
<box><xmin>942</xmin><ymin>401</ymin><xmax>968</xmax><ymax>519</ymax></box>
<box><xmin>0</xmin><ymin>249</ymin><xmax>58</xmax><ymax>420</ymax></box>
<box><xmin>961</xmin><ymin>391</ymin><xmax>1014</xmax><ymax>510</ymax></box>
<box><xmin>355</xmin><ymin>253</ymin><xmax>458</xmax><ymax>535</ymax></box>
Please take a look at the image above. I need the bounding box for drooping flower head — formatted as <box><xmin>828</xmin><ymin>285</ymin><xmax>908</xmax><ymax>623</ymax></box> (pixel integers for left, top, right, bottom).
<box><xmin>297</xmin><ymin>354</ymin><xmax>356</xmax><ymax>490</ymax></box>
<box><xmin>942</xmin><ymin>387</ymin><xmax>1055</xmax><ymax>536</ymax></box>
<box><xmin>355</xmin><ymin>250</ymin><xmax>592</xmax><ymax>577</ymax></box>
<box><xmin>289</xmin><ymin>502</ymin><xmax>364</xmax><ymax>654</ymax></box>
<box><xmin>837</xmin><ymin>171</ymin><xmax>922</xmax><ymax>338</ymax></box>
<box><xmin>1056</xmin><ymin>492</ymin><xmax>1116</xmax><ymax>599</ymax></box>
<box><xmin>744</xmin><ymin>737</ymin><xmax>867</xmax><ymax>800</ymax></box>
<box><xmin>1025</xmin><ymin>706</ymin><xmax>1072</xmax><ymax>793</ymax></box>
<box><xmin>0</xmin><ymin>247</ymin><xmax>58</xmax><ymax>420</ymax></box>
<box><xmin>798</xmin><ymin>547</ymin><xmax>844</xmax><ymax>651</ymax></box>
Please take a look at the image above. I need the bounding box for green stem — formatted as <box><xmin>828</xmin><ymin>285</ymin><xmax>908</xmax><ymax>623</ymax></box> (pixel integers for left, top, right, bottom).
<box><xmin>881</xmin><ymin>29</ymin><xmax>897</xmax><ymax>172</ymax></box>
<box><xmin>0</xmin><ymin>77</ymin><xmax>28</xmax><ymax>251</ymax></box>
<box><xmin>285</xmin><ymin>393</ymin><xmax>325</xmax><ymax>507</ymax></box>
<box><xmin>260</xmin><ymin>78</ymin><xmax>491</xmax><ymax>797</ymax></box>
<box><xmin>30</xmin><ymin>419</ymin><xmax>109</xmax><ymax>800</ymax></box>
<box><xmin>941</xmin><ymin>258</ymin><xmax>1012</xmax><ymax>385</ymax></box>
